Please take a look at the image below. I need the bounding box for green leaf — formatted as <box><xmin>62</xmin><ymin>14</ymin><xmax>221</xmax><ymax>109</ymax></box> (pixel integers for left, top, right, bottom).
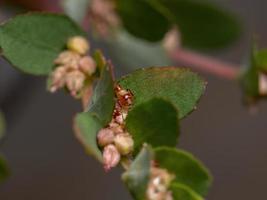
<box><xmin>87</xmin><ymin>61</ymin><xmax>115</xmax><ymax>125</ymax></box>
<box><xmin>147</xmin><ymin>0</ymin><xmax>241</xmax><ymax>49</ymax></box>
<box><xmin>75</xmin><ymin>58</ymin><xmax>115</xmax><ymax>161</ymax></box>
<box><xmin>118</xmin><ymin>67</ymin><xmax>206</xmax><ymax>119</ymax></box>
<box><xmin>240</xmin><ymin>46</ymin><xmax>260</xmax><ymax>103</ymax></box>
<box><xmin>255</xmin><ymin>49</ymin><xmax>267</xmax><ymax>72</ymax></box>
<box><xmin>170</xmin><ymin>183</ymin><xmax>203</xmax><ymax>200</ymax></box>
<box><xmin>0</xmin><ymin>112</ymin><xmax>5</xmax><ymax>140</ymax></box>
<box><xmin>154</xmin><ymin>147</ymin><xmax>212</xmax><ymax>197</ymax></box>
<box><xmin>0</xmin><ymin>155</ymin><xmax>9</xmax><ymax>184</ymax></box>
<box><xmin>75</xmin><ymin>113</ymin><xmax>103</xmax><ymax>161</ymax></box>
<box><xmin>107</xmin><ymin>31</ymin><xmax>172</xmax><ymax>70</ymax></box>
<box><xmin>61</xmin><ymin>0</ymin><xmax>90</xmax><ymax>23</ymax></box>
<box><xmin>116</xmin><ymin>0</ymin><xmax>170</xmax><ymax>42</ymax></box>
<box><xmin>126</xmin><ymin>98</ymin><xmax>179</xmax><ymax>154</ymax></box>
<box><xmin>0</xmin><ymin>13</ymin><xmax>85</xmax><ymax>75</ymax></box>
<box><xmin>122</xmin><ymin>145</ymin><xmax>153</xmax><ymax>200</ymax></box>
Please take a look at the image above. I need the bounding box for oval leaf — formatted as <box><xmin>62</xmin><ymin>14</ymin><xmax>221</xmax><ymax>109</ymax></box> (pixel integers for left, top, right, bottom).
<box><xmin>0</xmin><ymin>13</ymin><xmax>85</xmax><ymax>75</ymax></box>
<box><xmin>75</xmin><ymin>113</ymin><xmax>103</xmax><ymax>161</ymax></box>
<box><xmin>87</xmin><ymin>61</ymin><xmax>115</xmax><ymax>125</ymax></box>
<box><xmin>154</xmin><ymin>147</ymin><xmax>212</xmax><ymax>197</ymax></box>
<box><xmin>118</xmin><ymin>67</ymin><xmax>206</xmax><ymax>119</ymax></box>
<box><xmin>74</xmin><ymin>56</ymin><xmax>115</xmax><ymax>161</ymax></box>
<box><xmin>170</xmin><ymin>183</ymin><xmax>203</xmax><ymax>200</ymax></box>
<box><xmin>122</xmin><ymin>145</ymin><xmax>153</xmax><ymax>200</ymax></box>
<box><xmin>147</xmin><ymin>0</ymin><xmax>241</xmax><ymax>49</ymax></box>
<box><xmin>126</xmin><ymin>98</ymin><xmax>179</xmax><ymax>154</ymax></box>
<box><xmin>116</xmin><ymin>0</ymin><xmax>170</xmax><ymax>42</ymax></box>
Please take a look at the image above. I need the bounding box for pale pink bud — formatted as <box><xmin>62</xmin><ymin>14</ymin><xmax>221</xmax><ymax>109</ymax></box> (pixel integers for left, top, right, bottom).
<box><xmin>97</xmin><ymin>128</ymin><xmax>115</xmax><ymax>147</ymax></box>
<box><xmin>151</xmin><ymin>168</ymin><xmax>175</xmax><ymax>187</ymax></box>
<box><xmin>147</xmin><ymin>167</ymin><xmax>175</xmax><ymax>200</ymax></box>
<box><xmin>54</xmin><ymin>51</ymin><xmax>81</xmax><ymax>69</ymax></box>
<box><xmin>114</xmin><ymin>133</ymin><xmax>134</xmax><ymax>155</ymax></box>
<box><xmin>65</xmin><ymin>70</ymin><xmax>86</xmax><ymax>97</ymax></box>
<box><xmin>103</xmin><ymin>144</ymin><xmax>121</xmax><ymax>171</ymax></box>
<box><xmin>50</xmin><ymin>66</ymin><xmax>67</xmax><ymax>92</ymax></box>
<box><xmin>79</xmin><ymin>56</ymin><xmax>97</xmax><ymax>75</ymax></box>
<box><xmin>259</xmin><ymin>73</ymin><xmax>267</xmax><ymax>95</ymax></box>
<box><xmin>163</xmin><ymin>27</ymin><xmax>180</xmax><ymax>53</ymax></box>
<box><xmin>67</xmin><ymin>36</ymin><xmax>89</xmax><ymax>55</ymax></box>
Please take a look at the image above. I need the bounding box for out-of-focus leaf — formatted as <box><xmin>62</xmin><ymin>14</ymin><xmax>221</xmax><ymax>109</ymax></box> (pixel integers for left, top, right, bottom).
<box><xmin>0</xmin><ymin>13</ymin><xmax>85</xmax><ymax>75</ymax></box>
<box><xmin>126</xmin><ymin>98</ymin><xmax>179</xmax><ymax>154</ymax></box>
<box><xmin>61</xmin><ymin>0</ymin><xmax>90</xmax><ymax>23</ymax></box>
<box><xmin>240</xmin><ymin>46</ymin><xmax>260</xmax><ymax>103</ymax></box>
<box><xmin>154</xmin><ymin>147</ymin><xmax>212</xmax><ymax>197</ymax></box>
<box><xmin>255</xmin><ymin>49</ymin><xmax>267</xmax><ymax>72</ymax></box>
<box><xmin>147</xmin><ymin>0</ymin><xmax>241</xmax><ymax>49</ymax></box>
<box><xmin>115</xmin><ymin>0</ymin><xmax>240</xmax><ymax>49</ymax></box>
<box><xmin>170</xmin><ymin>183</ymin><xmax>203</xmax><ymax>200</ymax></box>
<box><xmin>116</xmin><ymin>0</ymin><xmax>170</xmax><ymax>42</ymax></box>
<box><xmin>118</xmin><ymin>67</ymin><xmax>206</xmax><ymax>119</ymax></box>
<box><xmin>122</xmin><ymin>145</ymin><xmax>153</xmax><ymax>200</ymax></box>
<box><xmin>107</xmin><ymin>31</ymin><xmax>172</xmax><ymax>70</ymax></box>
<box><xmin>0</xmin><ymin>155</ymin><xmax>9</xmax><ymax>184</ymax></box>
<box><xmin>75</xmin><ymin>53</ymin><xmax>115</xmax><ymax>161</ymax></box>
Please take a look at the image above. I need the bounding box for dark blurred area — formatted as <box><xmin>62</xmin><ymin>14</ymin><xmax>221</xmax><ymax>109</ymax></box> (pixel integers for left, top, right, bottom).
<box><xmin>0</xmin><ymin>0</ymin><xmax>267</xmax><ymax>200</ymax></box>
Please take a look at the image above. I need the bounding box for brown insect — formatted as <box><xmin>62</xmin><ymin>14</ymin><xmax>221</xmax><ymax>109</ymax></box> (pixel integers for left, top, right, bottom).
<box><xmin>115</xmin><ymin>84</ymin><xmax>134</xmax><ymax>107</ymax></box>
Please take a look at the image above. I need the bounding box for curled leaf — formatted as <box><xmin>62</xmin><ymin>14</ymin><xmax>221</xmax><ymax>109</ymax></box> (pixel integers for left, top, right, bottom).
<box><xmin>122</xmin><ymin>145</ymin><xmax>153</xmax><ymax>200</ymax></box>
<box><xmin>74</xmin><ymin>53</ymin><xmax>115</xmax><ymax>161</ymax></box>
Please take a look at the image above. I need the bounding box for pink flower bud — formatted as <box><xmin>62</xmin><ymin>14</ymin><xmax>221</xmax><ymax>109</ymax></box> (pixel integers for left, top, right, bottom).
<box><xmin>147</xmin><ymin>167</ymin><xmax>175</xmax><ymax>200</ymax></box>
<box><xmin>259</xmin><ymin>73</ymin><xmax>267</xmax><ymax>95</ymax></box>
<box><xmin>54</xmin><ymin>51</ymin><xmax>81</xmax><ymax>69</ymax></box>
<box><xmin>114</xmin><ymin>133</ymin><xmax>134</xmax><ymax>155</ymax></box>
<box><xmin>103</xmin><ymin>144</ymin><xmax>121</xmax><ymax>171</ymax></box>
<box><xmin>67</xmin><ymin>36</ymin><xmax>89</xmax><ymax>55</ymax></box>
<box><xmin>49</xmin><ymin>66</ymin><xmax>67</xmax><ymax>92</ymax></box>
<box><xmin>65</xmin><ymin>70</ymin><xmax>86</xmax><ymax>97</ymax></box>
<box><xmin>163</xmin><ymin>27</ymin><xmax>180</xmax><ymax>53</ymax></box>
<box><xmin>97</xmin><ymin>128</ymin><xmax>115</xmax><ymax>147</ymax></box>
<box><xmin>79</xmin><ymin>56</ymin><xmax>97</xmax><ymax>75</ymax></box>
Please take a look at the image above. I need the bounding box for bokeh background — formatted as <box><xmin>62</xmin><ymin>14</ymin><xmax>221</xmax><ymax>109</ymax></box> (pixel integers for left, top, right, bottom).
<box><xmin>0</xmin><ymin>0</ymin><xmax>267</xmax><ymax>199</ymax></box>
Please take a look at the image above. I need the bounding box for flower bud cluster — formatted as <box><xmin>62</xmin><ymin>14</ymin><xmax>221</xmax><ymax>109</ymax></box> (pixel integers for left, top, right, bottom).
<box><xmin>49</xmin><ymin>36</ymin><xmax>96</xmax><ymax>98</ymax></box>
<box><xmin>259</xmin><ymin>73</ymin><xmax>267</xmax><ymax>96</ymax></box>
<box><xmin>89</xmin><ymin>0</ymin><xmax>120</xmax><ymax>37</ymax></box>
<box><xmin>146</xmin><ymin>164</ymin><xmax>175</xmax><ymax>200</ymax></box>
<box><xmin>97</xmin><ymin>84</ymin><xmax>134</xmax><ymax>171</ymax></box>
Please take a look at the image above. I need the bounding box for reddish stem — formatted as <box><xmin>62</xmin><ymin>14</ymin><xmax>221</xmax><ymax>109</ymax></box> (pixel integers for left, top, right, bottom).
<box><xmin>170</xmin><ymin>48</ymin><xmax>240</xmax><ymax>80</ymax></box>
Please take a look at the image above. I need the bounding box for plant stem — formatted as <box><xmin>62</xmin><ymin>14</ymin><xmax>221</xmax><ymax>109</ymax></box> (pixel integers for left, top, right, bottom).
<box><xmin>170</xmin><ymin>48</ymin><xmax>240</xmax><ymax>80</ymax></box>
